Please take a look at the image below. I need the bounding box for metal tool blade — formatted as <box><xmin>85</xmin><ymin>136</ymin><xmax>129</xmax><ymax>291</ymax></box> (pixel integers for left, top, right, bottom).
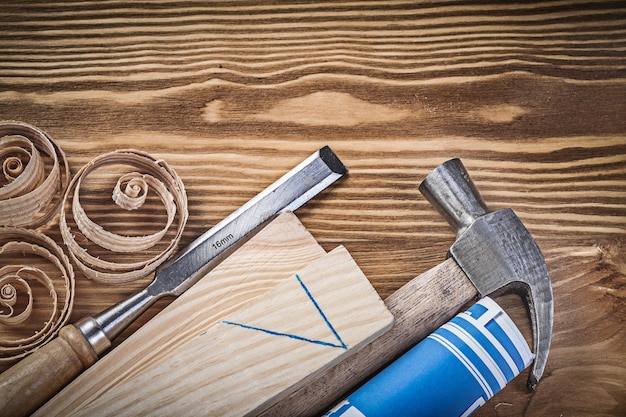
<box><xmin>78</xmin><ymin>146</ymin><xmax>347</xmax><ymax>354</ymax></box>
<box><xmin>153</xmin><ymin>145</ymin><xmax>347</xmax><ymax>296</ymax></box>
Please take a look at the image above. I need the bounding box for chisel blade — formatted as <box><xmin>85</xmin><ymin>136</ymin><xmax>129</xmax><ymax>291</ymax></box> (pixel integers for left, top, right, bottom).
<box><xmin>151</xmin><ymin>146</ymin><xmax>347</xmax><ymax>297</ymax></box>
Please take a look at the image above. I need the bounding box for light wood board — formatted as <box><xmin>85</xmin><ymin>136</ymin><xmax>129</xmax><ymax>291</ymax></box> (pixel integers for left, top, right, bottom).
<box><xmin>64</xmin><ymin>246</ymin><xmax>392</xmax><ymax>416</ymax></box>
<box><xmin>35</xmin><ymin>211</ymin><xmax>328</xmax><ymax>415</ymax></box>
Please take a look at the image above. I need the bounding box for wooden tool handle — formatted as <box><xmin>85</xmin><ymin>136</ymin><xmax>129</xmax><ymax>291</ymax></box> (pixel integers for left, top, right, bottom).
<box><xmin>0</xmin><ymin>324</ymin><xmax>98</xmax><ymax>417</ymax></box>
<box><xmin>259</xmin><ymin>258</ymin><xmax>479</xmax><ymax>417</ymax></box>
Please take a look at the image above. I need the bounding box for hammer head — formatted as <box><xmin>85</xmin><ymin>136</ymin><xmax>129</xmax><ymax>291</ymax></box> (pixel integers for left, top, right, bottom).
<box><xmin>419</xmin><ymin>158</ymin><xmax>553</xmax><ymax>391</ymax></box>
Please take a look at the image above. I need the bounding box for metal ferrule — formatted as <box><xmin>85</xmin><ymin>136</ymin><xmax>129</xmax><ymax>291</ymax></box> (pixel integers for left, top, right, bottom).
<box><xmin>76</xmin><ymin>317</ymin><xmax>112</xmax><ymax>356</ymax></box>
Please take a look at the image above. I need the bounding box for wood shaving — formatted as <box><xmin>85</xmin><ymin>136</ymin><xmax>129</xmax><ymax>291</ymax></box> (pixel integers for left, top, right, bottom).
<box><xmin>59</xmin><ymin>149</ymin><xmax>188</xmax><ymax>284</ymax></box>
<box><xmin>0</xmin><ymin>121</ymin><xmax>70</xmax><ymax>228</ymax></box>
<box><xmin>0</xmin><ymin>227</ymin><xmax>75</xmax><ymax>363</ymax></box>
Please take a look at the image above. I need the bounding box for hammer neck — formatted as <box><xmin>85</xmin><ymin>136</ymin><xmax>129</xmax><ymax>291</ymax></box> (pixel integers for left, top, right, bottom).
<box><xmin>418</xmin><ymin>158</ymin><xmax>489</xmax><ymax>235</ymax></box>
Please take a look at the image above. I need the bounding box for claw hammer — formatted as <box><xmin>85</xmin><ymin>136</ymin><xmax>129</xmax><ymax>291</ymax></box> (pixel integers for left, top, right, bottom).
<box><xmin>262</xmin><ymin>158</ymin><xmax>554</xmax><ymax>417</ymax></box>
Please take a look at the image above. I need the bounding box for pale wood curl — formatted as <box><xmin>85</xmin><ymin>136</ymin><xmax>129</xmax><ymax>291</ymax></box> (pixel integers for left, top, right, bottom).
<box><xmin>59</xmin><ymin>149</ymin><xmax>188</xmax><ymax>284</ymax></box>
<box><xmin>0</xmin><ymin>121</ymin><xmax>70</xmax><ymax>228</ymax></box>
<box><xmin>0</xmin><ymin>227</ymin><xmax>75</xmax><ymax>364</ymax></box>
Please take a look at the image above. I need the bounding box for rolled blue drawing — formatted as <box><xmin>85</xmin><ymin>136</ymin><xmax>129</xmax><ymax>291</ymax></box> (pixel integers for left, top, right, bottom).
<box><xmin>324</xmin><ymin>297</ymin><xmax>534</xmax><ymax>417</ymax></box>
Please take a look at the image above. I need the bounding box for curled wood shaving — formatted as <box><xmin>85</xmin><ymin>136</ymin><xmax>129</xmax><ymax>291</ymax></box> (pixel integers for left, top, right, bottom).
<box><xmin>60</xmin><ymin>149</ymin><xmax>188</xmax><ymax>284</ymax></box>
<box><xmin>0</xmin><ymin>227</ymin><xmax>75</xmax><ymax>363</ymax></box>
<box><xmin>0</xmin><ymin>121</ymin><xmax>70</xmax><ymax>228</ymax></box>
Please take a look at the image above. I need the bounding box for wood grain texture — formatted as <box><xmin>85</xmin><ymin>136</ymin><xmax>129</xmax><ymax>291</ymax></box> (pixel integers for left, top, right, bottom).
<box><xmin>55</xmin><ymin>246</ymin><xmax>392</xmax><ymax>417</ymax></box>
<box><xmin>35</xmin><ymin>211</ymin><xmax>327</xmax><ymax>416</ymax></box>
<box><xmin>1</xmin><ymin>1</ymin><xmax>625</xmax><ymax>416</ymax></box>
<box><xmin>263</xmin><ymin>257</ymin><xmax>477</xmax><ymax>417</ymax></box>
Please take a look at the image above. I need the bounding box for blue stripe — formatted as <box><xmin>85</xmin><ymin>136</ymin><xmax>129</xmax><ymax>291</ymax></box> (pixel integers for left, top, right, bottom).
<box><xmin>450</xmin><ymin>315</ymin><xmax>516</xmax><ymax>382</ymax></box>
<box><xmin>482</xmin><ymin>318</ymin><xmax>526</xmax><ymax>373</ymax></box>
<box><xmin>435</xmin><ymin>326</ymin><xmax>502</xmax><ymax>396</ymax></box>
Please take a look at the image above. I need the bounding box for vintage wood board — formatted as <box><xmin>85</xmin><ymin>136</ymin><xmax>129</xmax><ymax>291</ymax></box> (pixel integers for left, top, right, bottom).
<box><xmin>35</xmin><ymin>211</ymin><xmax>329</xmax><ymax>415</ymax></box>
<box><xmin>1</xmin><ymin>2</ymin><xmax>625</xmax><ymax>416</ymax></box>
<box><xmin>54</xmin><ymin>246</ymin><xmax>392</xmax><ymax>416</ymax></box>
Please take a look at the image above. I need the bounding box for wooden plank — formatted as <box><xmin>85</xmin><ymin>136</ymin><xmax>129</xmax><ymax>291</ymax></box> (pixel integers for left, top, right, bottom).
<box><xmin>35</xmin><ymin>211</ymin><xmax>327</xmax><ymax>416</ymax></box>
<box><xmin>58</xmin><ymin>246</ymin><xmax>392</xmax><ymax>416</ymax></box>
<box><xmin>1</xmin><ymin>2</ymin><xmax>625</xmax><ymax>415</ymax></box>
<box><xmin>262</xmin><ymin>258</ymin><xmax>477</xmax><ymax>417</ymax></box>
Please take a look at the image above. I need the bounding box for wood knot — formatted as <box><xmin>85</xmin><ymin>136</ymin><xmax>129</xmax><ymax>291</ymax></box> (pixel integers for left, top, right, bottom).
<box><xmin>596</xmin><ymin>240</ymin><xmax>626</xmax><ymax>300</ymax></box>
<box><xmin>598</xmin><ymin>240</ymin><xmax>626</xmax><ymax>276</ymax></box>
<box><xmin>253</xmin><ymin>91</ymin><xmax>411</xmax><ymax>127</ymax></box>
<box><xmin>472</xmin><ymin>104</ymin><xmax>528</xmax><ymax>123</ymax></box>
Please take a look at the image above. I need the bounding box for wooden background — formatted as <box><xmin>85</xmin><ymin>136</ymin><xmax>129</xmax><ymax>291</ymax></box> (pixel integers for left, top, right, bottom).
<box><xmin>1</xmin><ymin>1</ymin><xmax>625</xmax><ymax>416</ymax></box>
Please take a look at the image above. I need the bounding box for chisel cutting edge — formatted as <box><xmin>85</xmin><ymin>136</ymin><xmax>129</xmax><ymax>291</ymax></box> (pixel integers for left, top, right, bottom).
<box><xmin>0</xmin><ymin>146</ymin><xmax>347</xmax><ymax>417</ymax></box>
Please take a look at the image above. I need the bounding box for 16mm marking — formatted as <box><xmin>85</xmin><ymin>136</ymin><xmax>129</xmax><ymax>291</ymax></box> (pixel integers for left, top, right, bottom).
<box><xmin>212</xmin><ymin>233</ymin><xmax>235</xmax><ymax>250</ymax></box>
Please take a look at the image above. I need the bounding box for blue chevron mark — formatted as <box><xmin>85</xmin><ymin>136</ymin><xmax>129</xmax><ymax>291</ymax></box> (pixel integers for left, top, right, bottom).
<box><xmin>222</xmin><ymin>273</ymin><xmax>348</xmax><ymax>350</ymax></box>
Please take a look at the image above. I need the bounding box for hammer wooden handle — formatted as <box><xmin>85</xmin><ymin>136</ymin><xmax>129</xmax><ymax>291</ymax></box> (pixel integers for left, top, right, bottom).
<box><xmin>260</xmin><ymin>258</ymin><xmax>478</xmax><ymax>417</ymax></box>
<box><xmin>0</xmin><ymin>325</ymin><xmax>98</xmax><ymax>417</ymax></box>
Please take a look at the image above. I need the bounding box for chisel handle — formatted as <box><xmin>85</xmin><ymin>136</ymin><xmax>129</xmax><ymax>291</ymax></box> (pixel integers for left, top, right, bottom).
<box><xmin>259</xmin><ymin>258</ymin><xmax>479</xmax><ymax>417</ymax></box>
<box><xmin>0</xmin><ymin>324</ymin><xmax>98</xmax><ymax>417</ymax></box>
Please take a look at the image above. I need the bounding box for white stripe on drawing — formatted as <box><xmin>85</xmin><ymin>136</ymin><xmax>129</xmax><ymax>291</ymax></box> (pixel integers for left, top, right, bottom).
<box><xmin>460</xmin><ymin>397</ymin><xmax>486</xmax><ymax>417</ymax></box>
<box><xmin>428</xmin><ymin>333</ymin><xmax>493</xmax><ymax>398</ymax></box>
<box><xmin>443</xmin><ymin>322</ymin><xmax>507</xmax><ymax>390</ymax></box>
<box><xmin>472</xmin><ymin>297</ymin><xmax>534</xmax><ymax>371</ymax></box>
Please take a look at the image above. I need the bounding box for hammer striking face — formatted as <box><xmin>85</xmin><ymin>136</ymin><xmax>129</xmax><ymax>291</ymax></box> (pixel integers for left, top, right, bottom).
<box><xmin>419</xmin><ymin>158</ymin><xmax>554</xmax><ymax>390</ymax></box>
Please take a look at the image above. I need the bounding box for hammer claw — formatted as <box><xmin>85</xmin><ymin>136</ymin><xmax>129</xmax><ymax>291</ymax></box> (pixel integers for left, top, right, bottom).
<box><xmin>526</xmin><ymin>266</ymin><xmax>555</xmax><ymax>390</ymax></box>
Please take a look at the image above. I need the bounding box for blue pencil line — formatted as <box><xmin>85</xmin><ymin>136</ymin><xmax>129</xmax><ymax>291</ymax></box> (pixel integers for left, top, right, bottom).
<box><xmin>222</xmin><ymin>320</ymin><xmax>346</xmax><ymax>349</ymax></box>
<box><xmin>220</xmin><ymin>273</ymin><xmax>348</xmax><ymax>350</ymax></box>
<box><xmin>295</xmin><ymin>273</ymin><xmax>348</xmax><ymax>349</ymax></box>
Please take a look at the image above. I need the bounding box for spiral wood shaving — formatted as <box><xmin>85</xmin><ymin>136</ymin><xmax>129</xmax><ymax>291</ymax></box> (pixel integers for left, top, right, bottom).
<box><xmin>59</xmin><ymin>149</ymin><xmax>188</xmax><ymax>284</ymax></box>
<box><xmin>0</xmin><ymin>121</ymin><xmax>70</xmax><ymax>228</ymax></box>
<box><xmin>0</xmin><ymin>227</ymin><xmax>75</xmax><ymax>363</ymax></box>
